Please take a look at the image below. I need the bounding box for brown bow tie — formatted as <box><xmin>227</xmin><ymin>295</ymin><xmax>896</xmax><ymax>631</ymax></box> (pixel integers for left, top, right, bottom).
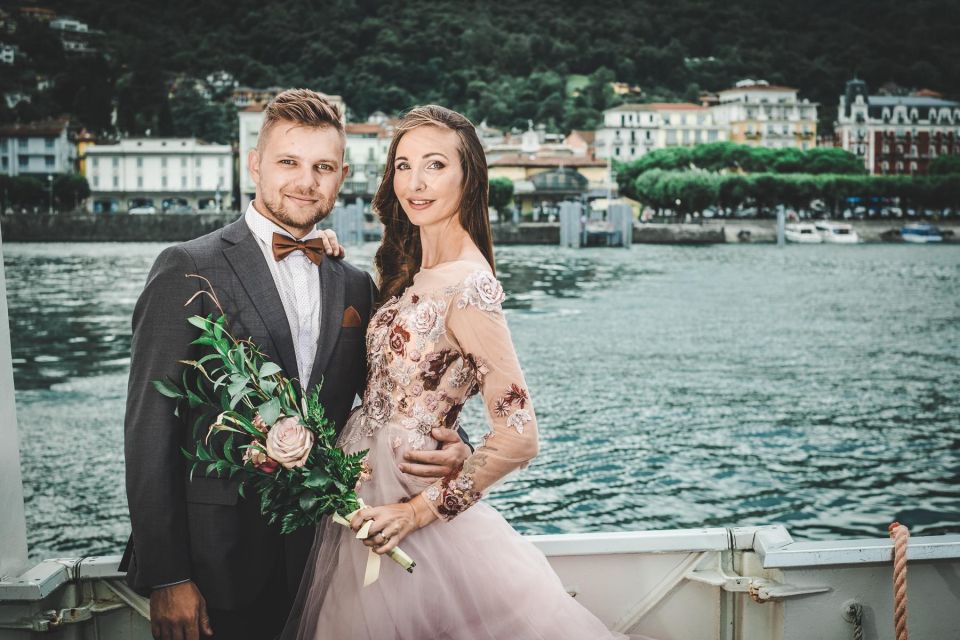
<box><xmin>271</xmin><ymin>233</ymin><xmax>325</xmax><ymax>266</ymax></box>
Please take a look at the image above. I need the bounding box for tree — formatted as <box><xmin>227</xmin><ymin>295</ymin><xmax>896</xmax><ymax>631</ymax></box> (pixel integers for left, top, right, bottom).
<box><xmin>928</xmin><ymin>155</ymin><xmax>960</xmax><ymax>175</ymax></box>
<box><xmin>488</xmin><ymin>178</ymin><xmax>514</xmax><ymax>218</ymax></box>
<box><xmin>53</xmin><ymin>174</ymin><xmax>91</xmax><ymax>212</ymax></box>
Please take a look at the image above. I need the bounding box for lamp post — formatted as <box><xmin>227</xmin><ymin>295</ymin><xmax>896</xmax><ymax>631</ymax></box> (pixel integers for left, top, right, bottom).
<box><xmin>47</xmin><ymin>175</ymin><xmax>53</xmax><ymax>215</ymax></box>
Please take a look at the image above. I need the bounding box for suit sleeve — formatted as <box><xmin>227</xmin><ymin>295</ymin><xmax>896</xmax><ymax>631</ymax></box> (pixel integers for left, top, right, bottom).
<box><xmin>124</xmin><ymin>245</ymin><xmax>202</xmax><ymax>589</ymax></box>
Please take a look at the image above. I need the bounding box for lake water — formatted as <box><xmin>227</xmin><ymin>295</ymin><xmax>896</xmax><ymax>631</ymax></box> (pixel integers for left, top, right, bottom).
<box><xmin>4</xmin><ymin>241</ymin><xmax>959</xmax><ymax>561</ymax></box>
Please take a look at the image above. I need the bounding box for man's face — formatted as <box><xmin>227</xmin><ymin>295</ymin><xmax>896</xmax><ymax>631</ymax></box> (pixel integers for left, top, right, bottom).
<box><xmin>248</xmin><ymin>120</ymin><xmax>349</xmax><ymax>236</ymax></box>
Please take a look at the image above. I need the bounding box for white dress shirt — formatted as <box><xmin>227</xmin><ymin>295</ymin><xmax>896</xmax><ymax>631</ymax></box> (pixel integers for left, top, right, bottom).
<box><xmin>244</xmin><ymin>202</ymin><xmax>322</xmax><ymax>385</ymax></box>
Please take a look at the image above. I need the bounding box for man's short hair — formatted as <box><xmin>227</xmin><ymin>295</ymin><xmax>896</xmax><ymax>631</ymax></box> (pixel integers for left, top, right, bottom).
<box><xmin>257</xmin><ymin>89</ymin><xmax>345</xmax><ymax>150</ymax></box>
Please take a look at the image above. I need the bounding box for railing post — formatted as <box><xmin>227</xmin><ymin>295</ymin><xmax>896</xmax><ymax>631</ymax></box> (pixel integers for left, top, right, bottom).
<box><xmin>0</xmin><ymin>225</ymin><xmax>29</xmax><ymax>579</ymax></box>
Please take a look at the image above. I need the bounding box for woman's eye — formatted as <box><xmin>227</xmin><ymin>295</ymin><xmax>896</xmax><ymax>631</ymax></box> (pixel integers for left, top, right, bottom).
<box><xmin>396</xmin><ymin>162</ymin><xmax>410</xmax><ymax>170</ymax></box>
<box><xmin>428</xmin><ymin>161</ymin><xmax>444</xmax><ymax>169</ymax></box>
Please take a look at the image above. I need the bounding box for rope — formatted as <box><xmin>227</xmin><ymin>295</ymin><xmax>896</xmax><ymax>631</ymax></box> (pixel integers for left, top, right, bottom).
<box><xmin>844</xmin><ymin>602</ymin><xmax>864</xmax><ymax>640</ymax></box>
<box><xmin>888</xmin><ymin>521</ymin><xmax>910</xmax><ymax>640</ymax></box>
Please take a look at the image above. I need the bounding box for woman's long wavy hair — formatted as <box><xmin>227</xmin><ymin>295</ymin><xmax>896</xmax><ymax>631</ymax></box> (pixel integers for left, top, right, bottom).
<box><xmin>372</xmin><ymin>105</ymin><xmax>495</xmax><ymax>306</ymax></box>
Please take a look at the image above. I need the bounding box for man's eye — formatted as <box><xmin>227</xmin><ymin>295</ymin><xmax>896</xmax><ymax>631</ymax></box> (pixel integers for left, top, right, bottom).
<box><xmin>280</xmin><ymin>159</ymin><xmax>295</xmax><ymax>166</ymax></box>
<box><xmin>316</xmin><ymin>164</ymin><xmax>332</xmax><ymax>171</ymax></box>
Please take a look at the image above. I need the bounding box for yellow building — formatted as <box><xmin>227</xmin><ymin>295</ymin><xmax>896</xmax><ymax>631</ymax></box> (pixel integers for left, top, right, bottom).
<box><xmin>711</xmin><ymin>81</ymin><xmax>818</xmax><ymax>150</ymax></box>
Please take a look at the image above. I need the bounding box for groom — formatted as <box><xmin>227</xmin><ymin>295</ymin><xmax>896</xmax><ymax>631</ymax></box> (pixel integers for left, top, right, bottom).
<box><xmin>121</xmin><ymin>89</ymin><xmax>472</xmax><ymax>640</ymax></box>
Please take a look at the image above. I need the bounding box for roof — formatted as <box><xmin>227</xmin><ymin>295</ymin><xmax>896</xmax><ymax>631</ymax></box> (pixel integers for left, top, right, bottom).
<box><xmin>868</xmin><ymin>96</ymin><xmax>959</xmax><ymax>108</ymax></box>
<box><xmin>606</xmin><ymin>103</ymin><xmax>654</xmax><ymax>113</ymax></box>
<box><xmin>719</xmin><ymin>84</ymin><xmax>797</xmax><ymax>93</ymax></box>
<box><xmin>489</xmin><ymin>154</ymin><xmax>606</xmax><ymax>168</ymax></box>
<box><xmin>345</xmin><ymin>123</ymin><xmax>384</xmax><ymax>135</ymax></box>
<box><xmin>645</xmin><ymin>102</ymin><xmax>706</xmax><ymax>111</ymax></box>
<box><xmin>568</xmin><ymin>130</ymin><xmax>596</xmax><ymax>143</ymax></box>
<box><xmin>0</xmin><ymin>117</ymin><xmax>70</xmax><ymax>137</ymax></box>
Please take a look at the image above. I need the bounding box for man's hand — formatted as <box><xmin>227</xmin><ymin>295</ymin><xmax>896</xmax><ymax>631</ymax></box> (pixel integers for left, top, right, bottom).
<box><xmin>399</xmin><ymin>427</ymin><xmax>471</xmax><ymax>478</ymax></box>
<box><xmin>150</xmin><ymin>581</ymin><xmax>213</xmax><ymax>640</ymax></box>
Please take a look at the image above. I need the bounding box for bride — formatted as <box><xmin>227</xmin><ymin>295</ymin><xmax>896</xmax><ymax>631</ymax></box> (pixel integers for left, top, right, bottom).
<box><xmin>283</xmin><ymin>105</ymin><xmax>626</xmax><ymax>639</ymax></box>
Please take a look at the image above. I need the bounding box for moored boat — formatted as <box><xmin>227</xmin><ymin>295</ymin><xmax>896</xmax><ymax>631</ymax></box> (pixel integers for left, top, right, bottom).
<box><xmin>901</xmin><ymin>223</ymin><xmax>943</xmax><ymax>243</ymax></box>
<box><xmin>815</xmin><ymin>220</ymin><xmax>861</xmax><ymax>244</ymax></box>
<box><xmin>784</xmin><ymin>222</ymin><xmax>823</xmax><ymax>243</ymax></box>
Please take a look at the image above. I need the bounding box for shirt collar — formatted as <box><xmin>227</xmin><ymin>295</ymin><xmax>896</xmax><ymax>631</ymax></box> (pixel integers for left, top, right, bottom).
<box><xmin>244</xmin><ymin>201</ymin><xmax>321</xmax><ymax>246</ymax></box>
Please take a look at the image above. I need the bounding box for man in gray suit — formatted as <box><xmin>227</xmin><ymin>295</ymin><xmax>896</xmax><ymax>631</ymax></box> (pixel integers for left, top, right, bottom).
<box><xmin>121</xmin><ymin>89</ymin><xmax>471</xmax><ymax>640</ymax></box>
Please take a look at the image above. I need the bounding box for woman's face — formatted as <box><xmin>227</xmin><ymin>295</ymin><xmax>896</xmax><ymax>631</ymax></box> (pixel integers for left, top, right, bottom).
<box><xmin>393</xmin><ymin>125</ymin><xmax>463</xmax><ymax>228</ymax></box>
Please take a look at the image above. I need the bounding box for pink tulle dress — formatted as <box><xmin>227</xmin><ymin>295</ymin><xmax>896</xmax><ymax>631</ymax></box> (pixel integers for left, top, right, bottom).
<box><xmin>283</xmin><ymin>261</ymin><xmax>626</xmax><ymax>639</ymax></box>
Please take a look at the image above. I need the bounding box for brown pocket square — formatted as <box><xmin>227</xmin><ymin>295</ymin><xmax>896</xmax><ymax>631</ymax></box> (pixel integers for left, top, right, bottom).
<box><xmin>342</xmin><ymin>306</ymin><xmax>362</xmax><ymax>328</ymax></box>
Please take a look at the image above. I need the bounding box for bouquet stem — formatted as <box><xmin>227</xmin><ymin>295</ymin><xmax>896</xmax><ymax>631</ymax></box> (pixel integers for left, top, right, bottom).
<box><xmin>332</xmin><ymin>499</ymin><xmax>416</xmax><ymax>586</ymax></box>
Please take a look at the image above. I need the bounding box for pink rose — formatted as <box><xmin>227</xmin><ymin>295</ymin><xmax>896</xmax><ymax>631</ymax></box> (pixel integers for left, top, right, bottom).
<box><xmin>251</xmin><ymin>413</ymin><xmax>268</xmax><ymax>433</ymax></box>
<box><xmin>265</xmin><ymin>416</ymin><xmax>314</xmax><ymax>469</ymax></box>
<box><xmin>242</xmin><ymin>442</ymin><xmax>279</xmax><ymax>473</ymax></box>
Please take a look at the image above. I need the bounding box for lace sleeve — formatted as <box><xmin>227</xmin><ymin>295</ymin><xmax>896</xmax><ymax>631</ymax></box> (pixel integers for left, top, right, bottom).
<box><xmin>420</xmin><ymin>270</ymin><xmax>539</xmax><ymax>520</ymax></box>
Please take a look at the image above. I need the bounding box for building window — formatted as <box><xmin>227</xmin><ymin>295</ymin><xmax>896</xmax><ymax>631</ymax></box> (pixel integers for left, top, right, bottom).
<box><xmin>112</xmin><ymin>157</ymin><xmax>119</xmax><ymax>168</ymax></box>
<box><xmin>92</xmin><ymin>157</ymin><xmax>98</xmax><ymax>168</ymax></box>
<box><xmin>181</xmin><ymin>157</ymin><xmax>187</xmax><ymax>168</ymax></box>
<box><xmin>195</xmin><ymin>157</ymin><xmax>201</xmax><ymax>167</ymax></box>
<box><xmin>18</xmin><ymin>156</ymin><xmax>27</xmax><ymax>168</ymax></box>
<box><xmin>113</xmin><ymin>176</ymin><xmax>119</xmax><ymax>188</ymax></box>
<box><xmin>137</xmin><ymin>176</ymin><xmax>143</xmax><ymax>188</ymax></box>
<box><xmin>18</xmin><ymin>137</ymin><xmax>28</xmax><ymax>147</ymax></box>
<box><xmin>218</xmin><ymin>157</ymin><xmax>225</xmax><ymax>168</ymax></box>
<box><xmin>45</xmin><ymin>155</ymin><xmax>54</xmax><ymax>167</ymax></box>
<box><xmin>196</xmin><ymin>175</ymin><xmax>202</xmax><ymax>188</ymax></box>
<box><xmin>615</xmin><ymin>147</ymin><xmax>620</xmax><ymax>156</ymax></box>
<box><xmin>92</xmin><ymin>176</ymin><xmax>98</xmax><ymax>188</ymax></box>
<box><xmin>181</xmin><ymin>175</ymin><xmax>187</xmax><ymax>188</ymax></box>
<box><xmin>45</xmin><ymin>138</ymin><xmax>55</xmax><ymax>149</ymax></box>
<box><xmin>161</xmin><ymin>158</ymin><xmax>167</xmax><ymax>168</ymax></box>
<box><xmin>137</xmin><ymin>158</ymin><xmax>143</xmax><ymax>168</ymax></box>
<box><xmin>161</xmin><ymin>176</ymin><xmax>167</xmax><ymax>188</ymax></box>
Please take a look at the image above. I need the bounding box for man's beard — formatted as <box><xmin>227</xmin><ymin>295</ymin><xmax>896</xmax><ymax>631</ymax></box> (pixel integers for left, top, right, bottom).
<box><xmin>261</xmin><ymin>189</ymin><xmax>336</xmax><ymax>229</ymax></box>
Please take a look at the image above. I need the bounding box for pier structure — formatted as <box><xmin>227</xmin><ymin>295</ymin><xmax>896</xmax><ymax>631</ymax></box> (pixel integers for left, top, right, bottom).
<box><xmin>326</xmin><ymin>197</ymin><xmax>365</xmax><ymax>246</ymax></box>
<box><xmin>559</xmin><ymin>201</ymin><xmax>633</xmax><ymax>248</ymax></box>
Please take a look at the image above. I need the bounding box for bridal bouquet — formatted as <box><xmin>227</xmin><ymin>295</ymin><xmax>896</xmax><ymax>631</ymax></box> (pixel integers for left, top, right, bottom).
<box><xmin>153</xmin><ymin>276</ymin><xmax>414</xmax><ymax>577</ymax></box>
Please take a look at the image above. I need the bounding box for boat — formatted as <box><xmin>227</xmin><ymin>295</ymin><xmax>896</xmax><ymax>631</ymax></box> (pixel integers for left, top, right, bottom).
<box><xmin>815</xmin><ymin>221</ymin><xmax>861</xmax><ymax>244</ymax></box>
<box><xmin>901</xmin><ymin>223</ymin><xmax>943</xmax><ymax>243</ymax></box>
<box><xmin>1</xmin><ymin>230</ymin><xmax>959</xmax><ymax>639</ymax></box>
<box><xmin>784</xmin><ymin>222</ymin><xmax>823</xmax><ymax>243</ymax></box>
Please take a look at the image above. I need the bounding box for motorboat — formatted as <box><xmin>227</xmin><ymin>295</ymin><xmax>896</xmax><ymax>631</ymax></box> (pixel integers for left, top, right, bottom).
<box><xmin>784</xmin><ymin>222</ymin><xmax>823</xmax><ymax>243</ymax></box>
<box><xmin>901</xmin><ymin>223</ymin><xmax>943</xmax><ymax>243</ymax></box>
<box><xmin>814</xmin><ymin>221</ymin><xmax>861</xmax><ymax>244</ymax></box>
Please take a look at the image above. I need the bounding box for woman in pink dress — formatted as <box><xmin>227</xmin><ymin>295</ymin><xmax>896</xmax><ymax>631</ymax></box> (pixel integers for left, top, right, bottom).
<box><xmin>283</xmin><ymin>106</ymin><xmax>626</xmax><ymax>639</ymax></box>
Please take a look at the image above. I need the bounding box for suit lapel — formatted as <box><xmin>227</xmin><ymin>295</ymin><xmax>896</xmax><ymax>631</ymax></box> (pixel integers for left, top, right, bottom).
<box><xmin>306</xmin><ymin>256</ymin><xmax>344</xmax><ymax>392</ymax></box>
<box><xmin>220</xmin><ymin>219</ymin><xmax>299</xmax><ymax>383</ymax></box>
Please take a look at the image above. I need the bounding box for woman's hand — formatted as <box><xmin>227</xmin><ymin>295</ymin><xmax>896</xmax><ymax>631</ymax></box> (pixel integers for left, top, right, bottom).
<box><xmin>318</xmin><ymin>229</ymin><xmax>345</xmax><ymax>258</ymax></box>
<box><xmin>350</xmin><ymin>496</ymin><xmax>436</xmax><ymax>556</ymax></box>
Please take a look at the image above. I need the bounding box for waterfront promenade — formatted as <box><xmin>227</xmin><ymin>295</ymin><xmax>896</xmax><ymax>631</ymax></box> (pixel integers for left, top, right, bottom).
<box><xmin>1</xmin><ymin>213</ymin><xmax>958</xmax><ymax>244</ymax></box>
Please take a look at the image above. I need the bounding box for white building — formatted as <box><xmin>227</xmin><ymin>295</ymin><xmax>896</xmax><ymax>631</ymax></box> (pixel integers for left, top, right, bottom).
<box><xmin>49</xmin><ymin>17</ymin><xmax>88</xmax><ymax>32</ymax></box>
<box><xmin>84</xmin><ymin>138</ymin><xmax>233</xmax><ymax>214</ymax></box>
<box><xmin>0</xmin><ymin>44</ymin><xmax>15</xmax><ymax>65</ymax></box>
<box><xmin>0</xmin><ymin>117</ymin><xmax>75</xmax><ymax>177</ymax></box>
<box><xmin>710</xmin><ymin>80</ymin><xmax>818</xmax><ymax>150</ymax></box>
<box><xmin>342</xmin><ymin>121</ymin><xmax>393</xmax><ymax>198</ymax></box>
<box><xmin>237</xmin><ymin>95</ymin><xmax>348</xmax><ymax>210</ymax></box>
<box><xmin>594</xmin><ymin>103</ymin><xmax>727</xmax><ymax>161</ymax></box>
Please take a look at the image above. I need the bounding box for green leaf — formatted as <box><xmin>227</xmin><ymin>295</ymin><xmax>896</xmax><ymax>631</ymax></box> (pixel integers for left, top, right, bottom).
<box><xmin>298</xmin><ymin>493</ymin><xmax>320</xmax><ymax>513</ymax></box>
<box><xmin>153</xmin><ymin>379</ymin><xmax>183</xmax><ymax>398</ymax></box>
<box><xmin>259</xmin><ymin>362</ymin><xmax>283</xmax><ymax>378</ymax></box>
<box><xmin>188</xmin><ymin>316</ymin><xmax>211</xmax><ymax>331</ymax></box>
<box><xmin>257</xmin><ymin>397</ymin><xmax>281</xmax><ymax>426</ymax></box>
<box><xmin>223</xmin><ymin>434</ymin><xmax>237</xmax><ymax>465</ymax></box>
<box><xmin>303</xmin><ymin>467</ymin><xmax>333</xmax><ymax>490</ymax></box>
<box><xmin>237</xmin><ymin>483</ymin><xmax>245</xmax><ymax>499</ymax></box>
<box><xmin>227</xmin><ymin>378</ymin><xmax>248</xmax><ymax>397</ymax></box>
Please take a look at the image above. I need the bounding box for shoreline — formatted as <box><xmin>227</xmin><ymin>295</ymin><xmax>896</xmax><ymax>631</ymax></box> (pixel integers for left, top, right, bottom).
<box><xmin>1</xmin><ymin>213</ymin><xmax>958</xmax><ymax>244</ymax></box>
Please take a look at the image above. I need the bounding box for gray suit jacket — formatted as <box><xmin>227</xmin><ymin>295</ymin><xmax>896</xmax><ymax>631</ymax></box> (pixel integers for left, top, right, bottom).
<box><xmin>120</xmin><ymin>217</ymin><xmax>374</xmax><ymax>609</ymax></box>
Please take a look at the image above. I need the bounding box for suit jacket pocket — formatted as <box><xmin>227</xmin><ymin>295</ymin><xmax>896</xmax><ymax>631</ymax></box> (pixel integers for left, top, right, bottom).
<box><xmin>184</xmin><ymin>476</ymin><xmax>240</xmax><ymax>506</ymax></box>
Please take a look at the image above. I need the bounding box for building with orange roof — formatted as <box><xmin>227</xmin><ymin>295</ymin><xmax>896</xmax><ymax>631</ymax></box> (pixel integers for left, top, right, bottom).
<box><xmin>711</xmin><ymin>80</ymin><xmax>818</xmax><ymax>149</ymax></box>
<box><xmin>0</xmin><ymin>117</ymin><xmax>75</xmax><ymax>177</ymax></box>
<box><xmin>488</xmin><ymin>154</ymin><xmax>610</xmax><ymax>218</ymax></box>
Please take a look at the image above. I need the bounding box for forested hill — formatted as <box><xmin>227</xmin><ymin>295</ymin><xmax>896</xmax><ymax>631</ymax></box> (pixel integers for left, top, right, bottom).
<box><xmin>14</xmin><ymin>0</ymin><xmax>960</xmax><ymax>136</ymax></box>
